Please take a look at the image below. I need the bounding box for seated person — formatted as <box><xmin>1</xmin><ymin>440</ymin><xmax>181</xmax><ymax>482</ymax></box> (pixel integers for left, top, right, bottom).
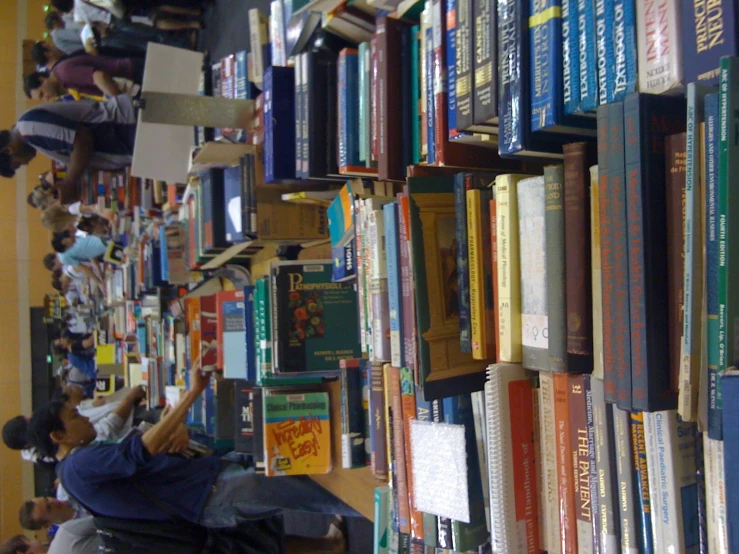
<box><xmin>19</xmin><ymin>497</ymin><xmax>78</xmax><ymax>531</ymax></box>
<box><xmin>52</xmin><ymin>232</ymin><xmax>107</xmax><ymax>267</ymax></box>
<box><xmin>45</xmin><ymin>10</ymin><xmax>85</xmax><ymax>56</ymax></box>
<box><xmin>47</xmin><ymin>516</ymin><xmax>100</xmax><ymax>554</ymax></box>
<box><xmin>0</xmin><ymin>535</ymin><xmax>48</xmax><ymax>554</ymax></box>
<box><xmin>42</xmin><ymin>204</ymin><xmax>111</xmax><ymax>236</ymax></box>
<box><xmin>27</xmin><ymin>183</ymin><xmax>58</xmax><ymax>211</ymax></box>
<box><xmin>0</xmin><ymin>95</ymin><xmax>137</xmax><ymax>202</ymax></box>
<box><xmin>27</xmin><ymin>365</ymin><xmax>355</xmax><ymax>553</ymax></box>
<box><xmin>53</xmin><ymin>330</ymin><xmax>96</xmax><ymax>358</ymax></box>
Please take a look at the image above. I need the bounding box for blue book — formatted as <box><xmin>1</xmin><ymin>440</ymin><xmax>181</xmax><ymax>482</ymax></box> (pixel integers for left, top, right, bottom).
<box><xmin>264</xmin><ymin>66</ymin><xmax>296</xmax><ymax>183</ymax></box>
<box><xmin>222</xmin><ymin>294</ymin><xmax>247</xmax><ymax>380</ymax></box>
<box><xmin>338</xmin><ymin>49</ymin><xmax>361</xmax><ymax>173</ymax></box>
<box><xmin>577</xmin><ymin>0</ymin><xmax>599</xmax><ymax>111</ymax></box>
<box><xmin>425</xmin><ymin>23</ymin><xmax>435</xmax><ymax>164</ymax></box>
<box><xmin>610</xmin><ymin>0</ymin><xmax>638</xmax><ymax>102</ymax></box>
<box><xmin>159</xmin><ymin>226</ymin><xmax>169</xmax><ymax>281</ymax></box>
<box><xmin>631</xmin><ymin>412</ymin><xmax>654</xmax><ymax>554</ymax></box>
<box><xmin>562</xmin><ymin>0</ymin><xmax>581</xmax><ymax>115</ymax></box>
<box><xmin>681</xmin><ymin>0</ymin><xmax>739</xmax><ymax>86</ymax></box>
<box><xmin>705</xmin><ymin>92</ymin><xmax>721</xmax><ymax>439</ymax></box>
<box><xmin>530</xmin><ymin>0</ymin><xmax>596</xmax><ymax>134</ymax></box>
<box><xmin>244</xmin><ymin>285</ymin><xmax>256</xmax><ymax>382</ymax></box>
<box><xmin>721</xmin><ymin>370</ymin><xmax>739</xmax><ymax>552</ymax></box>
<box><xmin>384</xmin><ymin>202</ymin><xmax>404</xmax><ymax>368</ymax></box>
<box><xmin>441</xmin><ymin>394</ymin><xmax>488</xmax><ymax>552</ymax></box>
<box><xmin>595</xmin><ymin>0</ymin><xmax>614</xmax><ymax>106</ymax></box>
<box><xmin>446</xmin><ymin>0</ymin><xmax>472</xmax><ymax>140</ymax></box>
<box><xmin>498</xmin><ymin>0</ymin><xmax>571</xmax><ymax>158</ymax></box>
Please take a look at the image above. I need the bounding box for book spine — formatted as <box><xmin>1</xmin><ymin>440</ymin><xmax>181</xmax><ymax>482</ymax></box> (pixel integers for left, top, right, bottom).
<box><xmin>564</xmin><ymin>143</ymin><xmax>593</xmax><ymax>357</ymax></box>
<box><xmin>341</xmin><ymin>366</ymin><xmax>367</xmax><ymax>468</ymax></box>
<box><xmin>432</xmin><ymin>399</ymin><xmax>452</xmax><ymax>549</ymax></box>
<box><xmin>681</xmin><ymin>0</ymin><xmax>738</xmax><ymax>85</ymax></box>
<box><xmin>359</xmin><ymin>42</ymin><xmax>368</xmax><ymax>164</ymax></box>
<box><xmin>591</xmin><ymin>378</ymin><xmax>619</xmax><ymax>554</ymax></box>
<box><xmin>378</xmin><ymin>18</ymin><xmax>405</xmax><ymax>181</ymax></box>
<box><xmin>419</xmin><ymin>21</ymin><xmax>428</xmax><ymax>162</ymax></box>
<box><xmin>245</xmin><ymin>287</ymin><xmax>256</xmax><ymax>382</ymax></box>
<box><xmin>530</xmin><ymin>0</ymin><xmax>563</xmax><ymax>131</ymax></box>
<box><xmin>294</xmin><ymin>54</ymin><xmax>302</xmax><ymax>178</ymax></box>
<box><xmin>399</xmin><ymin>368</ymin><xmax>423</xmax><ymax>544</ymax></box>
<box><xmin>467</xmin><ymin>189</ymin><xmax>486</xmax><ymax>359</ymax></box>
<box><xmin>664</xmin><ymin>132</ymin><xmax>687</xmax><ymax>410</ymax></box>
<box><xmin>605</xmin><ymin>102</ymin><xmax>631</xmax><ymax>410</ymax></box>
<box><xmin>410</xmin><ymin>27</ymin><xmax>421</xmax><ymax>165</ymax></box>
<box><xmin>610</xmin><ymin>0</ymin><xmax>638</xmax><ymax>102</ymax></box>
<box><xmin>495</xmin><ymin>176</ymin><xmax>523</xmax><ymax>362</ymax></box>
<box><xmin>389</xmin><ymin>366</ymin><xmax>411</xmax><ymax>534</ymax></box>
<box><xmin>455</xmin><ymin>175</ymin><xmax>473</xmax><ymax>353</ymax></box>
<box><xmin>569</xmin><ymin>374</ymin><xmax>593</xmax><ymax>554</ymax></box>
<box><xmin>595</xmin><ymin>0</ymin><xmax>614</xmax><ymax>106</ymax></box>
<box><xmin>415</xmin><ymin>389</ymin><xmax>437</xmax><ymax>547</ymax></box>
<box><xmin>370</xmin><ymin>362</ymin><xmax>388</xmax><ymax>479</ymax></box>
<box><xmin>705</xmin><ymin>435</ymin><xmax>729</xmax><ymax>553</ymax></box>
<box><xmin>471</xmin><ymin>0</ymin><xmax>496</xmax><ymax>126</ymax></box>
<box><xmin>401</xmin><ymin>28</ymin><xmax>413</xmax><ymax>171</ymax></box>
<box><xmin>544</xmin><ymin>164</ymin><xmax>567</xmax><ymax>371</ymax></box>
<box><xmin>694</xmin><ymin>431</ymin><xmax>708</xmax><ymax>554</ymax></box>
<box><xmin>455</xmin><ymin>0</ymin><xmax>474</xmax><ymax>131</ymax></box>
<box><xmin>705</xmin><ymin>92</ymin><xmax>721</xmax><ymax>439</ymax></box>
<box><xmin>539</xmin><ymin>372</ymin><xmax>562</xmax><ymax>554</ymax></box>
<box><xmin>636</xmin><ymin>0</ymin><xmax>682</xmax><ymax>94</ymax></box>
<box><xmin>554</xmin><ymin>373</ymin><xmax>578</xmax><ymax>554</ymax></box>
<box><xmin>300</xmin><ymin>53</ymin><xmax>309</xmax><ymax>177</ymax></box>
<box><xmin>624</xmin><ymin>93</ymin><xmax>685</xmax><ymax>412</ymax></box>
<box><xmin>578</xmin><ymin>0</ymin><xmax>599</xmax><ymax>111</ymax></box>
<box><xmin>491</xmin><ymin>197</ymin><xmax>500</xmax><ymax>361</ymax></box>
<box><xmin>612</xmin><ymin>406</ymin><xmax>639</xmax><ymax>554</ymax></box>
<box><xmin>338</xmin><ymin>51</ymin><xmax>349</xmax><ymax>172</ymax></box>
<box><xmin>497</xmin><ymin>0</ymin><xmax>525</xmax><ymax>156</ymax></box>
<box><xmin>375</xmin><ymin>486</ymin><xmax>391</xmax><ymax>554</ymax></box>
<box><xmin>264</xmin><ymin>68</ymin><xmax>275</xmax><ymax>183</ymax></box>
<box><xmin>398</xmin><ymin>194</ymin><xmax>416</xmax><ymax>371</ymax></box>
<box><xmin>446</xmin><ymin>0</ymin><xmax>459</xmax><ymax>137</ymax></box>
<box><xmin>630</xmin><ymin>411</ymin><xmax>654</xmax><ymax>554</ymax></box>
<box><xmin>432</xmin><ymin>0</ymin><xmax>449</xmax><ymax>162</ymax></box>
<box><xmin>585</xmin><ymin>377</ymin><xmax>601</xmax><ymax>554</ymax></box>
<box><xmin>518</xmin><ymin>177</ymin><xmax>549</xmax><ymax>371</ymax></box>
<box><xmin>369</xmin><ymin>208</ymin><xmax>391</xmax><ymax>362</ymax></box>
<box><xmin>718</xmin><ymin>57</ymin><xmax>739</xmax><ymax>439</ymax></box>
<box><xmin>562</xmin><ymin>0</ymin><xmax>581</xmax><ymax>115</ymax></box>
<box><xmin>385</xmin><ymin>203</ymin><xmax>404</xmax><ymax>368</ymax></box>
<box><xmin>424</xmin><ymin>8</ymin><xmax>436</xmax><ymax>164</ymax></box>
<box><xmin>371</xmin><ymin>34</ymin><xmax>379</xmax><ymax>165</ymax></box>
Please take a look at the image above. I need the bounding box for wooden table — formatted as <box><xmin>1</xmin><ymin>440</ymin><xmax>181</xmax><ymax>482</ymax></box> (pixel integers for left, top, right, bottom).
<box><xmin>310</xmin><ymin>379</ymin><xmax>384</xmax><ymax>521</ymax></box>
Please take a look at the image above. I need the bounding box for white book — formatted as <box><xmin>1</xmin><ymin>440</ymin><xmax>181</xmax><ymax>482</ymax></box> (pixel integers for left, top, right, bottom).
<box><xmin>485</xmin><ymin>364</ymin><xmax>539</xmax><ymax>554</ymax></box>
<box><xmin>705</xmin><ymin>436</ymin><xmax>729</xmax><ymax>554</ymax></box>
<box><xmin>635</xmin><ymin>0</ymin><xmax>683</xmax><ymax>94</ymax></box>
<box><xmin>269</xmin><ymin>0</ymin><xmax>286</xmax><ymax>67</ymax></box>
<box><xmin>248</xmin><ymin>8</ymin><xmax>269</xmax><ymax>87</ymax></box>
<box><xmin>538</xmin><ymin>371</ymin><xmax>561</xmax><ymax>554</ymax></box>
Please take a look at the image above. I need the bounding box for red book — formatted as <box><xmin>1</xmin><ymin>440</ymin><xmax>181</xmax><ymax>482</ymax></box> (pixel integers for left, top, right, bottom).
<box><xmin>554</xmin><ymin>373</ymin><xmax>578</xmax><ymax>554</ymax></box>
<box><xmin>215</xmin><ymin>290</ymin><xmax>245</xmax><ymax>371</ymax></box>
<box><xmin>199</xmin><ymin>295</ymin><xmax>219</xmax><ymax>372</ymax></box>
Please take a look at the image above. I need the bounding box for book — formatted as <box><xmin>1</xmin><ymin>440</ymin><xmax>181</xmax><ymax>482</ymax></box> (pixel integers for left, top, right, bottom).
<box><xmin>704</xmin><ymin>435</ymin><xmax>729</xmax><ymax>552</ymax></box>
<box><xmin>340</xmin><ymin>361</ymin><xmax>367</xmax><ymax>469</ymax></box>
<box><xmin>271</xmin><ymin>260</ymin><xmax>361</xmax><ymax>373</ymax></box>
<box><xmin>610</xmin><ymin>0</ymin><xmax>638</xmax><ymax>102</ymax></box>
<box><xmin>485</xmin><ymin>364</ymin><xmax>540</xmax><ymax>553</ymax></box>
<box><xmin>216</xmin><ymin>290</ymin><xmax>246</xmax><ymax>379</ymax></box>
<box><xmin>495</xmin><ymin>174</ymin><xmax>527</xmax><ymax>363</ymax></box>
<box><xmin>375</xmin><ymin>485</ymin><xmax>391</xmax><ymax>554</ymax></box>
<box><xmin>517</xmin><ymin>176</ymin><xmax>549</xmax><ymax>371</ymax></box>
<box><xmin>470</xmin><ymin>0</ymin><xmax>497</xmax><ymax>130</ymax></box>
<box><xmin>577</xmin><ymin>0</ymin><xmax>599</xmax><ymax>112</ymax></box>
<box><xmin>538</xmin><ymin>372</ymin><xmax>562</xmax><ymax>554</ymax></box>
<box><xmin>264</xmin><ymin>66</ymin><xmax>296</xmax><ymax>183</ymax></box>
<box><xmin>612</xmin><ymin>405</ymin><xmax>639</xmax><ymax>554</ymax></box>
<box><xmin>591</xmin><ymin>378</ymin><xmax>619</xmax><ymax>553</ymax></box>
<box><xmin>562</xmin><ymin>0</ymin><xmax>580</xmax><ymax>115</ymax></box>
<box><xmin>389</xmin><ymin>366</ymin><xmax>411</xmax><ymax>534</ymax></box>
<box><xmin>305</xmin><ymin>49</ymin><xmax>340</xmax><ymax>178</ymax></box>
<box><xmin>385</xmin><ymin>203</ymin><xmax>404</xmax><ymax>367</ymax></box>
<box><xmin>399</xmin><ymin>367</ymin><xmax>423</xmax><ymax>544</ymax></box>
<box><xmin>199</xmin><ymin>295</ymin><xmax>218</xmax><ymax>373</ymax></box>
<box><xmin>234</xmin><ymin>382</ymin><xmax>258</xmax><ymax>454</ymax></box>
<box><xmin>370</xmin><ymin>361</ymin><xmax>389</xmax><ymax>479</ymax></box>
<box><xmin>630</xmin><ymin>411</ymin><xmax>653</xmax><ymax>554</ymax></box>
<box><xmin>455</xmin><ymin>0</ymin><xmax>474</xmax><ymax>131</ymax></box>
<box><xmin>264</xmin><ymin>392</ymin><xmax>331</xmax><ymax>476</ymax></box>
<box><xmin>636</xmin><ymin>0</ymin><xmax>682</xmax><ymax>94</ymax></box>
<box><xmin>367</xmin><ymin>201</ymin><xmax>392</xmax><ymax>362</ymax></box>
<box><xmin>248</xmin><ymin>8</ymin><xmax>270</xmax><ymax>88</ymax></box>
<box><xmin>570</xmin><ymin>374</ymin><xmax>595</xmax><ymax>554</ymax></box>
<box><xmin>339</xmin><ymin>49</ymin><xmax>374</xmax><ymax>175</ymax></box>
<box><xmin>553</xmin><ymin>372</ymin><xmax>577</xmax><ymax>554</ymax></box>
<box><xmin>544</xmin><ymin>165</ymin><xmax>567</xmax><ymax>372</ymax></box>
<box><xmin>467</xmin><ymin>188</ymin><xmax>495</xmax><ymax>360</ymax></box>
<box><xmin>680</xmin><ymin>0</ymin><xmax>738</xmax><ymax>85</ymax></box>
<box><xmin>720</xmin><ymin>370</ymin><xmax>739</xmax><ymax>552</ymax></box>
<box><xmin>595</xmin><ymin>0</ymin><xmax>614</xmax><ymax>107</ymax></box>
<box><xmin>624</xmin><ymin>93</ymin><xmax>685</xmax><ymax>412</ymax></box>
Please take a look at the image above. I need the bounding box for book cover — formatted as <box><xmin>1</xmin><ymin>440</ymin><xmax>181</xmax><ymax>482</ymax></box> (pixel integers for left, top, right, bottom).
<box><xmin>370</xmin><ymin>361</ymin><xmax>389</xmax><ymax>479</ymax></box>
<box><xmin>562</xmin><ymin>0</ymin><xmax>581</xmax><ymax>115</ymax></box>
<box><xmin>680</xmin><ymin>0</ymin><xmax>738</xmax><ymax>86</ymax></box>
<box><xmin>234</xmin><ymin>380</ymin><xmax>258</xmax><ymax>453</ymax></box>
<box><xmin>717</xmin><ymin>56</ymin><xmax>739</xmax><ymax>440</ymax></box>
<box><xmin>595</xmin><ymin>0</ymin><xmax>614</xmax><ymax>106</ymax></box>
<box><xmin>624</xmin><ymin>93</ymin><xmax>685</xmax><ymax>412</ymax></box>
<box><xmin>399</xmin><ymin>367</ymin><xmax>423</xmax><ymax>544</ymax></box>
<box><xmin>538</xmin><ymin>372</ymin><xmax>562</xmax><ymax>554</ymax></box>
<box><xmin>564</xmin><ymin>143</ymin><xmax>596</xmax><ymax>359</ymax></box>
<box><xmin>216</xmin><ymin>290</ymin><xmax>246</xmax><ymax>379</ymax></box>
<box><xmin>467</xmin><ymin>188</ymin><xmax>495</xmax><ymax>360</ymax></box>
<box><xmin>385</xmin><ymin>203</ymin><xmax>404</xmax><ymax>368</ymax></box>
<box><xmin>264</xmin><ymin>66</ymin><xmax>296</xmax><ymax>183</ymax></box>
<box><xmin>199</xmin><ymin>295</ymin><xmax>219</xmax><ymax>373</ymax></box>
<box><xmin>704</xmin><ymin>92</ymin><xmax>721</xmax><ymax>439</ymax></box>
<box><xmin>485</xmin><ymin>364</ymin><xmax>540</xmax><ymax>554</ymax></box>
<box><xmin>544</xmin><ymin>164</ymin><xmax>567</xmax><ymax>372</ymax></box>
<box><xmin>470</xmin><ymin>0</ymin><xmax>497</xmax><ymax>130</ymax></box>
<box><xmin>569</xmin><ymin>374</ymin><xmax>594</xmax><ymax>554</ymax></box>
<box><xmin>553</xmin><ymin>372</ymin><xmax>577</xmax><ymax>554</ymax></box>
<box><xmin>517</xmin><ymin>176</ymin><xmax>549</xmax><ymax>371</ymax></box>
<box><xmin>264</xmin><ymin>392</ymin><xmax>331</xmax><ymax>476</ymax></box>
<box><xmin>272</xmin><ymin>260</ymin><xmax>361</xmax><ymax>372</ymax></box>
<box><xmin>636</xmin><ymin>0</ymin><xmax>683</xmax><ymax>94</ymax></box>
<box><xmin>495</xmin><ymin>174</ymin><xmax>526</xmax><ymax>363</ymax></box>
<box><xmin>612</xmin><ymin>405</ymin><xmax>639</xmax><ymax>554</ymax></box>
<box><xmin>591</xmin><ymin>378</ymin><xmax>619</xmax><ymax>553</ymax></box>
<box><xmin>630</xmin><ymin>411</ymin><xmax>654</xmax><ymax>554</ymax></box>
<box><xmin>610</xmin><ymin>0</ymin><xmax>638</xmax><ymax>102</ymax></box>
<box><xmin>455</xmin><ymin>0</ymin><xmax>474</xmax><ymax>131</ymax></box>
<box><xmin>577</xmin><ymin>0</ymin><xmax>599</xmax><ymax>111</ymax></box>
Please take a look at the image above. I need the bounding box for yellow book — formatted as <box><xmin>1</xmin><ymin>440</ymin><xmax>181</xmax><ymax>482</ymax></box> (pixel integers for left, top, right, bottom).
<box><xmin>264</xmin><ymin>392</ymin><xmax>332</xmax><ymax>476</ymax></box>
<box><xmin>467</xmin><ymin>189</ymin><xmax>493</xmax><ymax>359</ymax></box>
<box><xmin>590</xmin><ymin>166</ymin><xmax>604</xmax><ymax>380</ymax></box>
<box><xmin>495</xmin><ymin>174</ymin><xmax>527</xmax><ymax>362</ymax></box>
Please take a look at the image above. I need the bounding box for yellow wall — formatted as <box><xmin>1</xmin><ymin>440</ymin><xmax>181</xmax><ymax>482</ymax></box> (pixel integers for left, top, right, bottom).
<box><xmin>0</xmin><ymin>0</ymin><xmax>61</xmax><ymax>540</ymax></box>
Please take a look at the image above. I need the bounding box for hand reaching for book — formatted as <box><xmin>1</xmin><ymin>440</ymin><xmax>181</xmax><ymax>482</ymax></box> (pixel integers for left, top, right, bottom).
<box><xmin>189</xmin><ymin>358</ymin><xmax>211</xmax><ymax>394</ymax></box>
<box><xmin>165</xmin><ymin>423</ymin><xmax>190</xmax><ymax>454</ymax></box>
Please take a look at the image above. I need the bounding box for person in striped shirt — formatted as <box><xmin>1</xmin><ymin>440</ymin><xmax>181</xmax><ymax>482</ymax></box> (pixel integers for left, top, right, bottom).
<box><xmin>0</xmin><ymin>95</ymin><xmax>137</xmax><ymax>202</ymax></box>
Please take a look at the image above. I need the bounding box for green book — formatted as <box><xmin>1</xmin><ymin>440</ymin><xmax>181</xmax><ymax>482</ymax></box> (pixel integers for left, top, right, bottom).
<box><xmin>374</xmin><ymin>485</ymin><xmax>391</xmax><ymax>554</ymax></box>
<box><xmin>271</xmin><ymin>260</ymin><xmax>361</xmax><ymax>372</ymax></box>
<box><xmin>410</xmin><ymin>25</ymin><xmax>421</xmax><ymax>165</ymax></box>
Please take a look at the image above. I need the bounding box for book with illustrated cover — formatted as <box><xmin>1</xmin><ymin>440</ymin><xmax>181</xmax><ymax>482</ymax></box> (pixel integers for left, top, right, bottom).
<box><xmin>264</xmin><ymin>392</ymin><xmax>331</xmax><ymax>476</ymax></box>
<box><xmin>271</xmin><ymin>260</ymin><xmax>361</xmax><ymax>372</ymax></box>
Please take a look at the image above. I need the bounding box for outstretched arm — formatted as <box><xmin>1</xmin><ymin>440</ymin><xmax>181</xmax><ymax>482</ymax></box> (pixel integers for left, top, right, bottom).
<box><xmin>57</xmin><ymin>126</ymin><xmax>95</xmax><ymax>203</ymax></box>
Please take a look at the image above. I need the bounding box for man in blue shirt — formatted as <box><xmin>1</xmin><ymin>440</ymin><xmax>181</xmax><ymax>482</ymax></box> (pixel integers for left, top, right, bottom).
<box><xmin>27</xmin><ymin>364</ymin><xmax>356</xmax><ymax>551</ymax></box>
<box><xmin>0</xmin><ymin>95</ymin><xmax>137</xmax><ymax>202</ymax></box>
<box><xmin>56</xmin><ymin>235</ymin><xmax>108</xmax><ymax>267</ymax></box>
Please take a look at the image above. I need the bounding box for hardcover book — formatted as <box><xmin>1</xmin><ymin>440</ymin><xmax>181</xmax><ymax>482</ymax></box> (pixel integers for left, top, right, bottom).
<box><xmin>264</xmin><ymin>66</ymin><xmax>296</xmax><ymax>183</ymax></box>
<box><xmin>264</xmin><ymin>392</ymin><xmax>332</xmax><ymax>476</ymax></box>
<box><xmin>271</xmin><ymin>260</ymin><xmax>361</xmax><ymax>373</ymax></box>
<box><xmin>577</xmin><ymin>0</ymin><xmax>599</xmax><ymax>111</ymax></box>
<box><xmin>470</xmin><ymin>0</ymin><xmax>497</xmax><ymax>130</ymax></box>
<box><xmin>630</xmin><ymin>411</ymin><xmax>654</xmax><ymax>554</ymax></box>
<box><xmin>467</xmin><ymin>188</ymin><xmax>495</xmax><ymax>360</ymax></box>
<box><xmin>544</xmin><ymin>165</ymin><xmax>567</xmax><ymax>372</ymax></box>
<box><xmin>233</xmin><ymin>382</ymin><xmax>257</xmax><ymax>454</ymax></box>
<box><xmin>553</xmin><ymin>372</ymin><xmax>578</xmax><ymax>554</ymax></box>
<box><xmin>455</xmin><ymin>0</ymin><xmax>474</xmax><ymax>131</ymax></box>
<box><xmin>199</xmin><ymin>295</ymin><xmax>219</xmax><ymax>373</ymax></box>
<box><xmin>216</xmin><ymin>290</ymin><xmax>246</xmax><ymax>378</ymax></box>
<box><xmin>636</xmin><ymin>0</ymin><xmax>683</xmax><ymax>94</ymax></box>
<box><xmin>610</xmin><ymin>0</ymin><xmax>638</xmax><ymax>102</ymax></box>
<box><xmin>562</xmin><ymin>0</ymin><xmax>580</xmax><ymax>115</ymax></box>
<box><xmin>680</xmin><ymin>0</ymin><xmax>738</xmax><ymax>85</ymax></box>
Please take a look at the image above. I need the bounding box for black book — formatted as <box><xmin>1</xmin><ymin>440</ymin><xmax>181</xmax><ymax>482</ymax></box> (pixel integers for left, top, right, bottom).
<box><xmin>214</xmin><ymin>379</ymin><xmax>235</xmax><ymax>441</ymax></box>
<box><xmin>470</xmin><ymin>0</ymin><xmax>497</xmax><ymax>130</ymax></box>
<box><xmin>306</xmin><ymin>50</ymin><xmax>340</xmax><ymax>178</ymax></box>
<box><xmin>233</xmin><ymin>380</ymin><xmax>259</xmax><ymax>454</ymax></box>
<box><xmin>455</xmin><ymin>0</ymin><xmax>474</xmax><ymax>132</ymax></box>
